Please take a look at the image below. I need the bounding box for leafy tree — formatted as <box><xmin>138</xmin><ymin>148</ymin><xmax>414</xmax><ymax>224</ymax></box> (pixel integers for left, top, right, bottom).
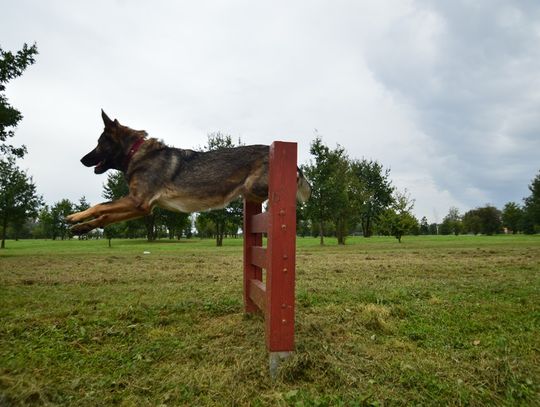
<box><xmin>75</xmin><ymin>196</ymin><xmax>90</xmax><ymax>213</ymax></box>
<box><xmin>37</xmin><ymin>206</ymin><xmax>54</xmax><ymax>239</ymax></box>
<box><xmin>103</xmin><ymin>171</ymin><xmax>129</xmax><ymax>201</ymax></box>
<box><xmin>162</xmin><ymin>209</ymin><xmax>191</xmax><ymax>239</ymax></box>
<box><xmin>462</xmin><ymin>210</ymin><xmax>482</xmax><ymax>235</ymax></box>
<box><xmin>0</xmin><ymin>156</ymin><xmax>42</xmax><ymax>248</ymax></box>
<box><xmin>522</xmin><ymin>171</ymin><xmax>540</xmax><ymax>234</ymax></box>
<box><xmin>303</xmin><ymin>137</ymin><xmax>351</xmax><ymax>245</ymax></box>
<box><xmin>104</xmin><ymin>223</ymin><xmax>123</xmax><ymax>247</ymax></box>
<box><xmin>296</xmin><ymin>201</ymin><xmax>311</xmax><ymax>237</ymax></box>
<box><xmin>428</xmin><ymin>223</ymin><xmax>438</xmax><ymax>235</ymax></box>
<box><xmin>197</xmin><ymin>200</ymin><xmax>242</xmax><ymax>245</ymax></box>
<box><xmin>195</xmin><ymin>213</ymin><xmax>214</xmax><ymax>238</ymax></box>
<box><xmin>326</xmin><ymin>144</ymin><xmax>353</xmax><ymax>244</ymax></box>
<box><xmin>463</xmin><ymin>205</ymin><xmax>501</xmax><ymax>235</ymax></box>
<box><xmin>441</xmin><ymin>207</ymin><xmax>463</xmax><ymax>236</ymax></box>
<box><xmin>378</xmin><ymin>189</ymin><xmax>417</xmax><ymax>243</ymax></box>
<box><xmin>74</xmin><ymin>196</ymin><xmax>91</xmax><ymax>239</ymax></box>
<box><xmin>349</xmin><ymin>158</ymin><xmax>394</xmax><ymax>237</ymax></box>
<box><xmin>1</xmin><ymin>43</ymin><xmax>38</xmax><ymax>158</ymax></box>
<box><xmin>419</xmin><ymin>216</ymin><xmax>429</xmax><ymax>235</ymax></box>
<box><xmin>50</xmin><ymin>199</ymin><xmax>74</xmax><ymax>240</ymax></box>
<box><xmin>501</xmin><ymin>202</ymin><xmax>523</xmax><ymax>234</ymax></box>
<box><xmin>477</xmin><ymin>205</ymin><xmax>502</xmax><ymax>235</ymax></box>
<box><xmin>183</xmin><ymin>215</ymin><xmax>194</xmax><ymax>238</ymax></box>
<box><xmin>0</xmin><ymin>43</ymin><xmax>41</xmax><ymax>248</ymax></box>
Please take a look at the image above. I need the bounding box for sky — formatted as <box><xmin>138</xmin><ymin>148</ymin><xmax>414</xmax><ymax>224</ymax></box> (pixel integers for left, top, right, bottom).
<box><xmin>2</xmin><ymin>0</ymin><xmax>539</xmax><ymax>222</ymax></box>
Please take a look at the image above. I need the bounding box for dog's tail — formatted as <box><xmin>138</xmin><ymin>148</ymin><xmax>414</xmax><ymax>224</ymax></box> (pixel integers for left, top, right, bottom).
<box><xmin>296</xmin><ymin>168</ymin><xmax>312</xmax><ymax>203</ymax></box>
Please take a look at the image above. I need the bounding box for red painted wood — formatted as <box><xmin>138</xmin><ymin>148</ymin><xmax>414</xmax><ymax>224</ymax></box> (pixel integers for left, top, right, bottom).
<box><xmin>249</xmin><ymin>279</ymin><xmax>267</xmax><ymax>313</ymax></box>
<box><xmin>266</xmin><ymin>141</ymin><xmax>297</xmax><ymax>352</ymax></box>
<box><xmin>243</xmin><ymin>200</ymin><xmax>263</xmax><ymax>313</ymax></box>
<box><xmin>242</xmin><ymin>141</ymin><xmax>297</xmax><ymax>353</ymax></box>
<box><xmin>250</xmin><ymin>212</ymin><xmax>269</xmax><ymax>233</ymax></box>
<box><xmin>250</xmin><ymin>246</ymin><xmax>267</xmax><ymax>270</ymax></box>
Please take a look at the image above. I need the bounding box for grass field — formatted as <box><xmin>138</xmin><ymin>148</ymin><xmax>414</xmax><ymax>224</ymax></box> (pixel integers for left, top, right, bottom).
<box><xmin>1</xmin><ymin>235</ymin><xmax>539</xmax><ymax>406</ymax></box>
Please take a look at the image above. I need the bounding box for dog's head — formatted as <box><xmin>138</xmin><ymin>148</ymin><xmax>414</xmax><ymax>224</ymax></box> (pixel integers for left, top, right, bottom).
<box><xmin>81</xmin><ymin>110</ymin><xmax>144</xmax><ymax>174</ymax></box>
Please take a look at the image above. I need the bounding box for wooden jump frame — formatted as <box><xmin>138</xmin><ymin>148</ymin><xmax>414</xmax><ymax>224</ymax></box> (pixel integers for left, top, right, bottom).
<box><xmin>243</xmin><ymin>141</ymin><xmax>297</xmax><ymax>376</ymax></box>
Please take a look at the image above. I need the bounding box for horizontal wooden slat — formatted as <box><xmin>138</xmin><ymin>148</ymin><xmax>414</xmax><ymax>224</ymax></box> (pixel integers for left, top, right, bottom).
<box><xmin>249</xmin><ymin>279</ymin><xmax>267</xmax><ymax>313</ymax></box>
<box><xmin>251</xmin><ymin>246</ymin><xmax>267</xmax><ymax>269</ymax></box>
<box><xmin>250</xmin><ymin>212</ymin><xmax>269</xmax><ymax>233</ymax></box>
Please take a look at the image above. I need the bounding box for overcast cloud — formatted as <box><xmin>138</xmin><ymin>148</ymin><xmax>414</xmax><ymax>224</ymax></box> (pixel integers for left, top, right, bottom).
<box><xmin>2</xmin><ymin>0</ymin><xmax>539</xmax><ymax>222</ymax></box>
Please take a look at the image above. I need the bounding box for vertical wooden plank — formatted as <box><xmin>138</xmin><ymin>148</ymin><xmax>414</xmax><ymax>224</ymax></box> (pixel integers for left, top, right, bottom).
<box><xmin>266</xmin><ymin>141</ymin><xmax>297</xmax><ymax>352</ymax></box>
<box><xmin>243</xmin><ymin>200</ymin><xmax>263</xmax><ymax>313</ymax></box>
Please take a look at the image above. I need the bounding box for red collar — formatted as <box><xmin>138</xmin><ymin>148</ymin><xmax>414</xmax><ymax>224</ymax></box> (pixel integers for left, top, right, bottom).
<box><xmin>124</xmin><ymin>138</ymin><xmax>145</xmax><ymax>169</ymax></box>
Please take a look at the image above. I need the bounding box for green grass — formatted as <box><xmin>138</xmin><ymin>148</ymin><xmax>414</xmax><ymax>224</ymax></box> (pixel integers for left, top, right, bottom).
<box><xmin>1</xmin><ymin>235</ymin><xmax>539</xmax><ymax>406</ymax></box>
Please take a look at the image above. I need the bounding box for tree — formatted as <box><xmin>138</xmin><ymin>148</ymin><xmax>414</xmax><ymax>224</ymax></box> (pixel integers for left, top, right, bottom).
<box><xmin>75</xmin><ymin>196</ymin><xmax>90</xmax><ymax>213</ymax></box>
<box><xmin>522</xmin><ymin>171</ymin><xmax>540</xmax><ymax>234</ymax></box>
<box><xmin>296</xmin><ymin>201</ymin><xmax>311</xmax><ymax>237</ymax></box>
<box><xmin>378</xmin><ymin>189</ymin><xmax>418</xmax><ymax>243</ymax></box>
<box><xmin>462</xmin><ymin>210</ymin><xmax>482</xmax><ymax>235</ymax></box>
<box><xmin>478</xmin><ymin>205</ymin><xmax>502</xmax><ymax>235</ymax></box>
<box><xmin>74</xmin><ymin>196</ymin><xmax>91</xmax><ymax>239</ymax></box>
<box><xmin>37</xmin><ymin>206</ymin><xmax>54</xmax><ymax>239</ymax></box>
<box><xmin>441</xmin><ymin>207</ymin><xmax>463</xmax><ymax>236</ymax></box>
<box><xmin>303</xmin><ymin>137</ymin><xmax>351</xmax><ymax>245</ymax></box>
<box><xmin>161</xmin><ymin>209</ymin><xmax>190</xmax><ymax>239</ymax></box>
<box><xmin>50</xmin><ymin>199</ymin><xmax>74</xmax><ymax>240</ymax></box>
<box><xmin>1</xmin><ymin>43</ymin><xmax>38</xmax><ymax>158</ymax></box>
<box><xmin>463</xmin><ymin>205</ymin><xmax>501</xmax><ymax>235</ymax></box>
<box><xmin>419</xmin><ymin>216</ymin><xmax>430</xmax><ymax>235</ymax></box>
<box><xmin>104</xmin><ymin>223</ymin><xmax>123</xmax><ymax>247</ymax></box>
<box><xmin>501</xmin><ymin>202</ymin><xmax>523</xmax><ymax>234</ymax></box>
<box><xmin>0</xmin><ymin>157</ymin><xmax>42</xmax><ymax>248</ymax></box>
<box><xmin>349</xmin><ymin>158</ymin><xmax>394</xmax><ymax>237</ymax></box>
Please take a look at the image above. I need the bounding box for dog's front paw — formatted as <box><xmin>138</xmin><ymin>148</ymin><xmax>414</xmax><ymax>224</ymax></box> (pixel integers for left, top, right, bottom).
<box><xmin>71</xmin><ymin>222</ymin><xmax>95</xmax><ymax>235</ymax></box>
<box><xmin>66</xmin><ymin>213</ymin><xmax>82</xmax><ymax>224</ymax></box>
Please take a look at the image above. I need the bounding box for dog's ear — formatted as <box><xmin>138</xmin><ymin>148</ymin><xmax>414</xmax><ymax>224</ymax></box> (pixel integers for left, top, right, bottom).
<box><xmin>101</xmin><ymin>109</ymin><xmax>115</xmax><ymax>128</ymax></box>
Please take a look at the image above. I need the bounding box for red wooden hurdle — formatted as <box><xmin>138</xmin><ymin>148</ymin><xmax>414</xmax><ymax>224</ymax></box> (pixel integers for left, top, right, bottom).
<box><xmin>243</xmin><ymin>141</ymin><xmax>297</xmax><ymax>375</ymax></box>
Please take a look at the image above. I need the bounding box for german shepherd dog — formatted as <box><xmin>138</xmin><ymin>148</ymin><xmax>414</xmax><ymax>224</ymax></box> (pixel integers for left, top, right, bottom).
<box><xmin>67</xmin><ymin>111</ymin><xmax>311</xmax><ymax>234</ymax></box>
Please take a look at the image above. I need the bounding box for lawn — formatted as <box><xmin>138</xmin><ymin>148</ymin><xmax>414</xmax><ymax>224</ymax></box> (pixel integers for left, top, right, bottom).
<box><xmin>1</xmin><ymin>235</ymin><xmax>539</xmax><ymax>406</ymax></box>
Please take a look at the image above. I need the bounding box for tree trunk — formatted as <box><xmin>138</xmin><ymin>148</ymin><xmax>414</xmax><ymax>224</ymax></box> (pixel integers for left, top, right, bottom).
<box><xmin>319</xmin><ymin>220</ymin><xmax>324</xmax><ymax>245</ymax></box>
<box><xmin>337</xmin><ymin>217</ymin><xmax>346</xmax><ymax>245</ymax></box>
<box><xmin>362</xmin><ymin>217</ymin><xmax>372</xmax><ymax>237</ymax></box>
<box><xmin>145</xmin><ymin>215</ymin><xmax>156</xmax><ymax>241</ymax></box>
<box><xmin>216</xmin><ymin>221</ymin><xmax>224</xmax><ymax>246</ymax></box>
<box><xmin>108</xmin><ymin>238</ymin><xmax>112</xmax><ymax>248</ymax></box>
<box><xmin>1</xmin><ymin>215</ymin><xmax>7</xmax><ymax>249</ymax></box>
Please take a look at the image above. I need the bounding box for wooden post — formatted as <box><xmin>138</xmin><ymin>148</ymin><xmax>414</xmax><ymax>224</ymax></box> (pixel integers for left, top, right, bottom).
<box><xmin>266</xmin><ymin>141</ymin><xmax>297</xmax><ymax>352</ymax></box>
<box><xmin>242</xmin><ymin>141</ymin><xmax>297</xmax><ymax>378</ymax></box>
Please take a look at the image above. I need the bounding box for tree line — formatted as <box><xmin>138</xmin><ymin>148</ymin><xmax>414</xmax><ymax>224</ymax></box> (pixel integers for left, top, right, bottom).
<box><xmin>298</xmin><ymin>137</ymin><xmax>540</xmax><ymax>243</ymax></box>
<box><xmin>1</xmin><ymin>43</ymin><xmax>540</xmax><ymax>248</ymax></box>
